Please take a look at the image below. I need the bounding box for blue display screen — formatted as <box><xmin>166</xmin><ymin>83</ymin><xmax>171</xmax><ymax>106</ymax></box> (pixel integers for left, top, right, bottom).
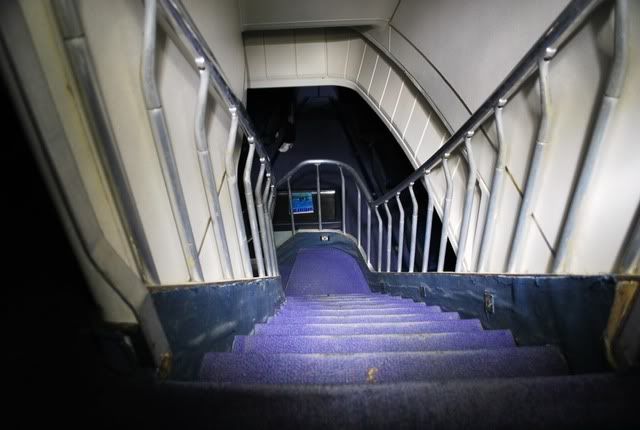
<box><xmin>291</xmin><ymin>192</ymin><xmax>314</xmax><ymax>214</ymax></box>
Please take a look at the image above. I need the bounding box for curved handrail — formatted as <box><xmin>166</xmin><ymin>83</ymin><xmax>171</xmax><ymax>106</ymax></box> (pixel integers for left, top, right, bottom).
<box><xmin>158</xmin><ymin>0</ymin><xmax>274</xmax><ymax>178</ymax></box>
<box><xmin>371</xmin><ymin>0</ymin><xmax>602</xmax><ymax>206</ymax></box>
<box><xmin>276</xmin><ymin>159</ymin><xmax>375</xmax><ymax>202</ymax></box>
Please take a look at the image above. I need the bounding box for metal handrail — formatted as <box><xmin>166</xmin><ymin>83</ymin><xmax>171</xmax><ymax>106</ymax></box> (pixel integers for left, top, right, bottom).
<box><xmin>157</xmin><ymin>0</ymin><xmax>274</xmax><ymax>178</ymax></box>
<box><xmin>139</xmin><ymin>0</ymin><xmax>282</xmax><ymax>280</ymax></box>
<box><xmin>275</xmin><ymin>0</ymin><xmax>610</xmax><ymax>275</ymax></box>
<box><xmin>371</xmin><ymin>0</ymin><xmax>602</xmax><ymax>207</ymax></box>
<box><xmin>277</xmin><ymin>159</ymin><xmax>378</xmax><ymax>267</ymax></box>
<box><xmin>276</xmin><ymin>159</ymin><xmax>374</xmax><ymax>202</ymax></box>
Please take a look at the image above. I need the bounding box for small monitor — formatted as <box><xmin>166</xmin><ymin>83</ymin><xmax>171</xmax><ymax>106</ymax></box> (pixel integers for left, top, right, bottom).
<box><xmin>291</xmin><ymin>192</ymin><xmax>314</xmax><ymax>214</ymax></box>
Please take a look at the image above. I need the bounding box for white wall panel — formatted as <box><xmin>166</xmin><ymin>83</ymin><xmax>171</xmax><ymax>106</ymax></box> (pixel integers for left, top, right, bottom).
<box><xmin>391</xmin><ymin>83</ymin><xmax>416</xmax><ymax>138</ymax></box>
<box><xmin>345</xmin><ymin>38</ymin><xmax>365</xmax><ymax>81</ymax></box>
<box><xmin>21</xmin><ymin>0</ymin><xmax>137</xmax><ymax>276</ymax></box>
<box><xmin>404</xmin><ymin>100</ymin><xmax>429</xmax><ymax>156</ymax></box>
<box><xmin>77</xmin><ymin>0</ymin><xmax>247</xmax><ymax>283</ymax></box>
<box><xmin>356</xmin><ymin>46</ymin><xmax>378</xmax><ymax>93</ymax></box>
<box><xmin>265</xmin><ymin>30</ymin><xmax>297</xmax><ymax>78</ymax></box>
<box><xmin>379</xmin><ymin>69</ymin><xmax>403</xmax><ymax>119</ymax></box>
<box><xmin>369</xmin><ymin>60</ymin><xmax>391</xmax><ymax>106</ymax></box>
<box><xmin>295</xmin><ymin>29</ymin><xmax>327</xmax><ymax>77</ymax></box>
<box><xmin>245</xmin><ymin>33</ymin><xmax>267</xmax><ymax>81</ymax></box>
<box><xmin>239</xmin><ymin>0</ymin><xmax>397</xmax><ymax>30</ymax></box>
<box><xmin>326</xmin><ymin>30</ymin><xmax>349</xmax><ymax>77</ymax></box>
<box><xmin>79</xmin><ymin>0</ymin><xmax>189</xmax><ymax>283</ymax></box>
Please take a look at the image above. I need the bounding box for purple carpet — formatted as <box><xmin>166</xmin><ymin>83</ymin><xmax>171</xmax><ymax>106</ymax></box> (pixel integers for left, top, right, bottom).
<box><xmin>199</xmin><ymin>247</ymin><xmax>569</xmax><ymax>389</ymax></box>
<box><xmin>284</xmin><ymin>248</ymin><xmax>371</xmax><ymax>295</ymax></box>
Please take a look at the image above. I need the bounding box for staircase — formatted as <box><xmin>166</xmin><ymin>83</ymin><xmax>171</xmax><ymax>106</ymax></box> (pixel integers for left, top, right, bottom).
<box><xmin>199</xmin><ymin>247</ymin><xmax>568</xmax><ymax>385</ymax></box>
<box><xmin>200</xmin><ymin>293</ymin><xmax>567</xmax><ymax>384</ymax></box>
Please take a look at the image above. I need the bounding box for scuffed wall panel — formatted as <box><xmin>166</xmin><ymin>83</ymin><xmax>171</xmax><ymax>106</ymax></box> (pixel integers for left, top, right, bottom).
<box><xmin>356</xmin><ymin>46</ymin><xmax>378</xmax><ymax>92</ymax></box>
<box><xmin>295</xmin><ymin>29</ymin><xmax>327</xmax><ymax>77</ymax></box>
<box><xmin>265</xmin><ymin>30</ymin><xmax>297</xmax><ymax>78</ymax></box>
<box><xmin>78</xmin><ymin>0</ymin><xmax>189</xmax><ymax>283</ymax></box>
<box><xmin>369</xmin><ymin>59</ymin><xmax>390</xmax><ymax>104</ymax></box>
<box><xmin>245</xmin><ymin>33</ymin><xmax>267</xmax><ymax>81</ymax></box>
<box><xmin>326</xmin><ymin>30</ymin><xmax>349</xmax><ymax>77</ymax></box>
<box><xmin>20</xmin><ymin>0</ymin><xmax>137</xmax><ymax>276</ymax></box>
<box><xmin>239</xmin><ymin>0</ymin><xmax>396</xmax><ymax>30</ymax></box>
<box><xmin>78</xmin><ymin>0</ymin><xmax>248</xmax><ymax>283</ymax></box>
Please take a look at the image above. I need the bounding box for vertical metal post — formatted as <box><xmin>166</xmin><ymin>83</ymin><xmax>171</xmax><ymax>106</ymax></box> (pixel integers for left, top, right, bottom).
<box><xmin>316</xmin><ymin>163</ymin><xmax>322</xmax><ymax>230</ymax></box>
<box><xmin>438</xmin><ymin>155</ymin><xmax>453</xmax><ymax>272</ymax></box>
<box><xmin>477</xmin><ymin>99</ymin><xmax>508</xmax><ymax>272</ymax></box>
<box><xmin>141</xmin><ymin>0</ymin><xmax>203</xmax><ymax>282</ymax></box>
<box><xmin>507</xmin><ymin>48</ymin><xmax>555</xmax><ymax>273</ymax></box>
<box><xmin>269</xmin><ymin>184</ymin><xmax>276</xmax><ymax>218</ymax></box>
<box><xmin>254</xmin><ymin>160</ymin><xmax>272</xmax><ymax>276</ymax></box>
<box><xmin>376</xmin><ymin>205</ymin><xmax>383</xmax><ymax>271</ymax></box>
<box><xmin>340</xmin><ymin>167</ymin><xmax>346</xmax><ymax>234</ymax></box>
<box><xmin>455</xmin><ymin>130</ymin><xmax>477</xmax><ymax>272</ymax></box>
<box><xmin>194</xmin><ymin>57</ymin><xmax>233</xmax><ymax>279</ymax></box>
<box><xmin>553</xmin><ymin>0</ymin><xmax>629</xmax><ymax>273</ymax></box>
<box><xmin>287</xmin><ymin>178</ymin><xmax>295</xmax><ymax>235</ymax></box>
<box><xmin>243</xmin><ymin>141</ymin><xmax>265</xmax><ymax>277</ymax></box>
<box><xmin>264</xmin><ymin>182</ymin><xmax>278</xmax><ymax>275</ymax></box>
<box><xmin>357</xmin><ymin>187</ymin><xmax>362</xmax><ymax>247</ymax></box>
<box><xmin>262</xmin><ymin>174</ymin><xmax>275</xmax><ymax>275</ymax></box>
<box><xmin>421</xmin><ymin>177</ymin><xmax>435</xmax><ymax>272</ymax></box>
<box><xmin>408</xmin><ymin>183</ymin><xmax>418</xmax><ymax>272</ymax></box>
<box><xmin>396</xmin><ymin>192</ymin><xmax>405</xmax><ymax>272</ymax></box>
<box><xmin>224</xmin><ymin>107</ymin><xmax>252</xmax><ymax>277</ymax></box>
<box><xmin>367</xmin><ymin>205</ymin><xmax>372</xmax><ymax>266</ymax></box>
<box><xmin>384</xmin><ymin>201</ymin><xmax>392</xmax><ymax>272</ymax></box>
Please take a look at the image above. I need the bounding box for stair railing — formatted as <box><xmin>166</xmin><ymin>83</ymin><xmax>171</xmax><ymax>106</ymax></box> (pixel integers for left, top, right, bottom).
<box><xmin>54</xmin><ymin>0</ymin><xmax>281</xmax><ymax>281</ymax></box>
<box><xmin>277</xmin><ymin>0</ymin><xmax>628</xmax><ymax>275</ymax></box>
<box><xmin>144</xmin><ymin>0</ymin><xmax>280</xmax><ymax>279</ymax></box>
<box><xmin>276</xmin><ymin>160</ymin><xmax>376</xmax><ymax>270</ymax></box>
<box><xmin>372</xmin><ymin>0</ymin><xmax>608</xmax><ymax>273</ymax></box>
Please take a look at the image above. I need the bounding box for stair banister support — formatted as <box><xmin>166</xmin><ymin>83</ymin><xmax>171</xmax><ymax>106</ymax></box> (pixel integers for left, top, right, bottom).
<box><xmin>376</xmin><ymin>205</ymin><xmax>383</xmax><ymax>272</ymax></box>
<box><xmin>438</xmin><ymin>155</ymin><xmax>454</xmax><ymax>272</ymax></box>
<box><xmin>357</xmin><ymin>186</ymin><xmax>362</xmax><ymax>248</ymax></box>
<box><xmin>266</xmin><ymin>183</ymin><xmax>278</xmax><ymax>275</ymax></box>
<box><xmin>455</xmin><ymin>130</ymin><xmax>478</xmax><ymax>272</ymax></box>
<box><xmin>477</xmin><ymin>98</ymin><xmax>508</xmax><ymax>272</ymax></box>
<box><xmin>553</xmin><ymin>0</ymin><xmax>630</xmax><ymax>273</ymax></box>
<box><xmin>287</xmin><ymin>178</ymin><xmax>295</xmax><ymax>236</ymax></box>
<box><xmin>141</xmin><ymin>0</ymin><xmax>203</xmax><ymax>282</ymax></box>
<box><xmin>396</xmin><ymin>192</ymin><xmax>405</xmax><ymax>272</ymax></box>
<box><xmin>194</xmin><ymin>57</ymin><xmax>233</xmax><ymax>279</ymax></box>
<box><xmin>408</xmin><ymin>183</ymin><xmax>418</xmax><ymax>272</ymax></box>
<box><xmin>507</xmin><ymin>47</ymin><xmax>556</xmax><ymax>273</ymax></box>
<box><xmin>254</xmin><ymin>160</ymin><xmax>272</xmax><ymax>276</ymax></box>
<box><xmin>384</xmin><ymin>201</ymin><xmax>393</xmax><ymax>272</ymax></box>
<box><xmin>422</xmin><ymin>171</ymin><xmax>435</xmax><ymax>272</ymax></box>
<box><xmin>224</xmin><ymin>107</ymin><xmax>252</xmax><ymax>277</ymax></box>
<box><xmin>243</xmin><ymin>141</ymin><xmax>265</xmax><ymax>277</ymax></box>
<box><xmin>339</xmin><ymin>166</ymin><xmax>346</xmax><ymax>234</ymax></box>
<box><xmin>367</xmin><ymin>205</ymin><xmax>372</xmax><ymax>266</ymax></box>
<box><xmin>262</xmin><ymin>174</ymin><xmax>275</xmax><ymax>276</ymax></box>
<box><xmin>316</xmin><ymin>164</ymin><xmax>322</xmax><ymax>230</ymax></box>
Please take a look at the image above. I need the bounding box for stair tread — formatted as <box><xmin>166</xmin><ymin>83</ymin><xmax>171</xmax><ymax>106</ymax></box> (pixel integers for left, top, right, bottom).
<box><xmin>268</xmin><ymin>312</ymin><xmax>460</xmax><ymax>324</ymax></box>
<box><xmin>276</xmin><ymin>307</ymin><xmax>443</xmax><ymax>316</ymax></box>
<box><xmin>233</xmin><ymin>330</ymin><xmax>516</xmax><ymax>353</ymax></box>
<box><xmin>286</xmin><ymin>297</ymin><xmax>413</xmax><ymax>302</ymax></box>
<box><xmin>253</xmin><ymin>319</ymin><xmax>483</xmax><ymax>335</ymax></box>
<box><xmin>283</xmin><ymin>303</ymin><xmax>430</xmax><ymax>309</ymax></box>
<box><xmin>199</xmin><ymin>347</ymin><xmax>567</xmax><ymax>384</ymax></box>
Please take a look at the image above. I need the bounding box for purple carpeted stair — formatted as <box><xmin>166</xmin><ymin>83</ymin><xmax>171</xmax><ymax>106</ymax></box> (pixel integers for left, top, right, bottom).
<box><xmin>199</xmin><ymin>248</ymin><xmax>570</xmax><ymax>386</ymax></box>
